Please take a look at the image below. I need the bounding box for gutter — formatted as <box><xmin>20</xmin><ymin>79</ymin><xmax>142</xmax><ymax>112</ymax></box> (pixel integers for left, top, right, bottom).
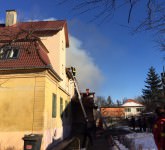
<box><xmin>0</xmin><ymin>65</ymin><xmax>62</xmax><ymax>82</ymax></box>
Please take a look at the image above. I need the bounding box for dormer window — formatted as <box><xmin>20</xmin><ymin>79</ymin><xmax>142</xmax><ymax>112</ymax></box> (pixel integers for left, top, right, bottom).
<box><xmin>0</xmin><ymin>46</ymin><xmax>19</xmax><ymax>59</ymax></box>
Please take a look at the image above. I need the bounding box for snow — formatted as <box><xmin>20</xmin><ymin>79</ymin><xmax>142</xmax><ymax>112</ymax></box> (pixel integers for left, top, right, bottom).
<box><xmin>116</xmin><ymin>133</ymin><xmax>158</xmax><ymax>150</ymax></box>
<box><xmin>115</xmin><ymin>125</ymin><xmax>133</xmax><ymax>132</ymax></box>
<box><xmin>122</xmin><ymin>102</ymin><xmax>143</xmax><ymax>107</ymax></box>
<box><xmin>113</xmin><ymin>140</ymin><xmax>129</xmax><ymax>150</ymax></box>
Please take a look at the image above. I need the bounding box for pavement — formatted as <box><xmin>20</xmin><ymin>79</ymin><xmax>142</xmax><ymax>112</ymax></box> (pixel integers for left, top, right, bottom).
<box><xmin>48</xmin><ymin>120</ymin><xmax>133</xmax><ymax>150</ymax></box>
<box><xmin>88</xmin><ymin>129</ymin><xmax>111</xmax><ymax>150</ymax></box>
<box><xmin>87</xmin><ymin>127</ymin><xmax>131</xmax><ymax>150</ymax></box>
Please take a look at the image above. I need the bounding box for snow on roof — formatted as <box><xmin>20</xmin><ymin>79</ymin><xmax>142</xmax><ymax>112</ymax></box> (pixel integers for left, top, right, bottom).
<box><xmin>122</xmin><ymin>99</ymin><xmax>144</xmax><ymax>107</ymax></box>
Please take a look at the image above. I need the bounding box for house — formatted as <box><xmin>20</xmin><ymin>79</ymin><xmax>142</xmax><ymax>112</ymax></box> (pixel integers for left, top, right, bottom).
<box><xmin>100</xmin><ymin>99</ymin><xmax>145</xmax><ymax>119</ymax></box>
<box><xmin>122</xmin><ymin>99</ymin><xmax>145</xmax><ymax>118</ymax></box>
<box><xmin>0</xmin><ymin>10</ymin><xmax>74</xmax><ymax>150</ymax></box>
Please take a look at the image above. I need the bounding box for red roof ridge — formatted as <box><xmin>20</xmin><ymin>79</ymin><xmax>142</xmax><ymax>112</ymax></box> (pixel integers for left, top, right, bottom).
<box><xmin>22</xmin><ymin>20</ymin><xmax>66</xmax><ymax>23</ymax></box>
<box><xmin>0</xmin><ymin>20</ymin><xmax>69</xmax><ymax>47</ymax></box>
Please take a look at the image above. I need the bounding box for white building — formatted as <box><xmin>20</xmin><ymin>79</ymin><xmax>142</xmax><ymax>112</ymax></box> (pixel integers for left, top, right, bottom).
<box><xmin>122</xmin><ymin>99</ymin><xmax>145</xmax><ymax>118</ymax></box>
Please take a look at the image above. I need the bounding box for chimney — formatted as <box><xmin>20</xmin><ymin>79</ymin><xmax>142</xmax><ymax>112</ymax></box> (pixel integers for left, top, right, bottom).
<box><xmin>5</xmin><ymin>10</ymin><xmax>17</xmax><ymax>26</ymax></box>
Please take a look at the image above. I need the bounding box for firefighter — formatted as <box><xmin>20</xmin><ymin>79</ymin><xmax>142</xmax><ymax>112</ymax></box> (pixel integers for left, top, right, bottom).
<box><xmin>153</xmin><ymin>106</ymin><xmax>165</xmax><ymax>150</ymax></box>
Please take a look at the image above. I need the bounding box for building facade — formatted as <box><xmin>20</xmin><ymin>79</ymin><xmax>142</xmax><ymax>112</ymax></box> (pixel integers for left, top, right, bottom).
<box><xmin>100</xmin><ymin>99</ymin><xmax>144</xmax><ymax>119</ymax></box>
<box><xmin>122</xmin><ymin>99</ymin><xmax>145</xmax><ymax>118</ymax></box>
<box><xmin>0</xmin><ymin>10</ymin><xmax>74</xmax><ymax>150</ymax></box>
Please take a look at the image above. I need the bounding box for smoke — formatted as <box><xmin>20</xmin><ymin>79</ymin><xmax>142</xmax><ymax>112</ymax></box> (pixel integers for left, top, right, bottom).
<box><xmin>66</xmin><ymin>35</ymin><xmax>104</xmax><ymax>93</ymax></box>
<box><xmin>26</xmin><ymin>17</ymin><xmax>104</xmax><ymax>93</ymax></box>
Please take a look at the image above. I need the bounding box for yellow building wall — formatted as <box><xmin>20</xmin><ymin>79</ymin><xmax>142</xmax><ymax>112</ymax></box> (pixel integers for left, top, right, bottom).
<box><xmin>0</xmin><ymin>72</ymin><xmax>46</xmax><ymax>150</ymax></box>
<box><xmin>42</xmin><ymin>71</ymin><xmax>72</xmax><ymax>149</ymax></box>
<box><xmin>0</xmin><ymin>24</ymin><xmax>74</xmax><ymax>150</ymax></box>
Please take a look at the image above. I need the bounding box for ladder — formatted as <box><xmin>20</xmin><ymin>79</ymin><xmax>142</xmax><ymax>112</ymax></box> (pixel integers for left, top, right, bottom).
<box><xmin>69</xmin><ymin>67</ymin><xmax>88</xmax><ymax>122</ymax></box>
<box><xmin>69</xmin><ymin>67</ymin><xmax>108</xmax><ymax>129</ymax></box>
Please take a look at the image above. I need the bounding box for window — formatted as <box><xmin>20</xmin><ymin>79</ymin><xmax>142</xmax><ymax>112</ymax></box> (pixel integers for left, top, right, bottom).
<box><xmin>136</xmin><ymin>107</ymin><xmax>143</xmax><ymax>112</ymax></box>
<box><xmin>52</xmin><ymin>94</ymin><xmax>57</xmax><ymax>118</ymax></box>
<box><xmin>65</xmin><ymin>100</ymin><xmax>68</xmax><ymax>118</ymax></box>
<box><xmin>8</xmin><ymin>48</ymin><xmax>19</xmax><ymax>58</ymax></box>
<box><xmin>60</xmin><ymin>97</ymin><xmax>63</xmax><ymax>115</ymax></box>
<box><xmin>125</xmin><ymin>108</ymin><xmax>131</xmax><ymax>112</ymax></box>
<box><xmin>0</xmin><ymin>46</ymin><xmax>19</xmax><ymax>59</ymax></box>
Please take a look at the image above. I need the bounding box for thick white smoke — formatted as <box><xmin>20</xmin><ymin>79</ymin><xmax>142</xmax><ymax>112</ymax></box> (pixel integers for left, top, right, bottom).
<box><xmin>66</xmin><ymin>35</ymin><xmax>104</xmax><ymax>93</ymax></box>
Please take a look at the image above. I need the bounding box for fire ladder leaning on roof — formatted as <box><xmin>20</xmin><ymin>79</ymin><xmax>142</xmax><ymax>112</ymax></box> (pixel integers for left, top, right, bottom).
<box><xmin>68</xmin><ymin>67</ymin><xmax>108</xmax><ymax>129</ymax></box>
<box><xmin>69</xmin><ymin>67</ymin><xmax>88</xmax><ymax>123</ymax></box>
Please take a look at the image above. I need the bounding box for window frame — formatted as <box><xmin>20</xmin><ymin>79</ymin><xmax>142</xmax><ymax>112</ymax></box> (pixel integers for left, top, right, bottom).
<box><xmin>52</xmin><ymin>94</ymin><xmax>57</xmax><ymax>118</ymax></box>
<box><xmin>136</xmin><ymin>107</ymin><xmax>143</xmax><ymax>112</ymax></box>
<box><xmin>0</xmin><ymin>46</ymin><xmax>19</xmax><ymax>60</ymax></box>
<box><xmin>60</xmin><ymin>97</ymin><xmax>63</xmax><ymax>116</ymax></box>
<box><xmin>125</xmin><ymin>107</ymin><xmax>131</xmax><ymax>112</ymax></box>
<box><xmin>65</xmin><ymin>100</ymin><xmax>68</xmax><ymax>118</ymax></box>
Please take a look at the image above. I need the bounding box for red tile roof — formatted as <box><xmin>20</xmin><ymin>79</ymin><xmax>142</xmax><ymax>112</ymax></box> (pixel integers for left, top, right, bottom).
<box><xmin>0</xmin><ymin>41</ymin><xmax>50</xmax><ymax>69</ymax></box>
<box><xmin>0</xmin><ymin>20</ymin><xmax>69</xmax><ymax>47</ymax></box>
<box><xmin>0</xmin><ymin>20</ymin><xmax>69</xmax><ymax>80</ymax></box>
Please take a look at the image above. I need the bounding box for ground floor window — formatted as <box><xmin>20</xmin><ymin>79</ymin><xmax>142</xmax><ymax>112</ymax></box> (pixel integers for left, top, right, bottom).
<box><xmin>52</xmin><ymin>94</ymin><xmax>57</xmax><ymax>118</ymax></box>
<box><xmin>125</xmin><ymin>107</ymin><xmax>131</xmax><ymax>112</ymax></box>
<box><xmin>136</xmin><ymin>107</ymin><xmax>143</xmax><ymax>112</ymax></box>
<box><xmin>60</xmin><ymin>97</ymin><xmax>63</xmax><ymax>116</ymax></box>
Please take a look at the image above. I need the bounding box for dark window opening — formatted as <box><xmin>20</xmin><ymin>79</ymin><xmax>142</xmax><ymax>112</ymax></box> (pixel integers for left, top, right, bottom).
<box><xmin>0</xmin><ymin>46</ymin><xmax>19</xmax><ymax>59</ymax></box>
<box><xmin>136</xmin><ymin>107</ymin><xmax>143</xmax><ymax>112</ymax></box>
<box><xmin>60</xmin><ymin>97</ymin><xmax>63</xmax><ymax>116</ymax></box>
<box><xmin>125</xmin><ymin>108</ymin><xmax>131</xmax><ymax>112</ymax></box>
<box><xmin>65</xmin><ymin>100</ymin><xmax>68</xmax><ymax>118</ymax></box>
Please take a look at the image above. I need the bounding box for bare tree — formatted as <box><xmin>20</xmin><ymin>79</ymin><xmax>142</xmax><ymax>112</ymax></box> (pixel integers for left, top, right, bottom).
<box><xmin>58</xmin><ymin>0</ymin><xmax>165</xmax><ymax>49</ymax></box>
<box><xmin>95</xmin><ymin>96</ymin><xmax>107</xmax><ymax>107</ymax></box>
<box><xmin>0</xmin><ymin>23</ymin><xmax>41</xmax><ymax>58</ymax></box>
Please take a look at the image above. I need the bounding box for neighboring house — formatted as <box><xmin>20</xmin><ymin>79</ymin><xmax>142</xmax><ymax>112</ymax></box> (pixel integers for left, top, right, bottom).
<box><xmin>122</xmin><ymin>99</ymin><xmax>145</xmax><ymax>118</ymax></box>
<box><xmin>100</xmin><ymin>107</ymin><xmax>125</xmax><ymax>118</ymax></box>
<box><xmin>0</xmin><ymin>10</ymin><xmax>74</xmax><ymax>150</ymax></box>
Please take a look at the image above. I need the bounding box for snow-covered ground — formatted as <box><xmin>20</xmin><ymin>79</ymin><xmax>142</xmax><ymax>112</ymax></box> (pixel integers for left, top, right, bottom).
<box><xmin>108</xmin><ymin>125</ymin><xmax>157</xmax><ymax>150</ymax></box>
<box><xmin>112</xmin><ymin>132</ymin><xmax>157</xmax><ymax>150</ymax></box>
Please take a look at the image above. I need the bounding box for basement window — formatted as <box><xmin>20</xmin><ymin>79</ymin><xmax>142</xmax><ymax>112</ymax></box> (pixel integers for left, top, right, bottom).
<box><xmin>0</xmin><ymin>46</ymin><xmax>19</xmax><ymax>59</ymax></box>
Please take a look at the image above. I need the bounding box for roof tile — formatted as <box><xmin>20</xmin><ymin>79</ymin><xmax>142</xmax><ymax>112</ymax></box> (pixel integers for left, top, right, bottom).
<box><xmin>0</xmin><ymin>41</ymin><xmax>50</xmax><ymax>69</ymax></box>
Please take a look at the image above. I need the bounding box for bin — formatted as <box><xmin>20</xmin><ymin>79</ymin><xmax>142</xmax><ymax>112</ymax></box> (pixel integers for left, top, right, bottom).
<box><xmin>22</xmin><ymin>134</ymin><xmax>43</xmax><ymax>150</ymax></box>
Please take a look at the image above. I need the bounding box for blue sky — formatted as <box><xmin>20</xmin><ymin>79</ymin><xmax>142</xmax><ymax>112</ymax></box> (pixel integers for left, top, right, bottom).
<box><xmin>0</xmin><ymin>1</ymin><xmax>164</xmax><ymax>102</ymax></box>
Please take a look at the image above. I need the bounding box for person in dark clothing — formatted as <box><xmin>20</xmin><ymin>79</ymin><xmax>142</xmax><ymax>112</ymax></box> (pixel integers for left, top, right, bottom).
<box><xmin>138</xmin><ymin>117</ymin><xmax>142</xmax><ymax>132</ymax></box>
<box><xmin>148</xmin><ymin>115</ymin><xmax>155</xmax><ymax>132</ymax></box>
<box><xmin>130</xmin><ymin>116</ymin><xmax>135</xmax><ymax>131</ymax></box>
<box><xmin>142</xmin><ymin>117</ymin><xmax>147</xmax><ymax>132</ymax></box>
<box><xmin>82</xmin><ymin>121</ymin><xmax>93</xmax><ymax>148</ymax></box>
<box><xmin>153</xmin><ymin>106</ymin><xmax>165</xmax><ymax>150</ymax></box>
